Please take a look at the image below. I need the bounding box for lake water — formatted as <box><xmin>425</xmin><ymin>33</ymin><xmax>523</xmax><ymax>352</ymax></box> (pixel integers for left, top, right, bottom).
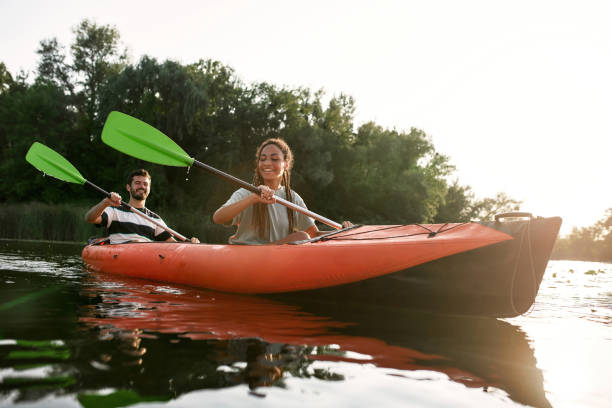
<box><xmin>0</xmin><ymin>240</ymin><xmax>610</xmax><ymax>408</ymax></box>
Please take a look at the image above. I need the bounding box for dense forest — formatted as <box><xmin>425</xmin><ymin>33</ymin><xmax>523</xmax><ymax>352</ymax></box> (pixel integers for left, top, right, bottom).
<box><xmin>10</xmin><ymin>19</ymin><xmax>607</xmax><ymax>251</ymax></box>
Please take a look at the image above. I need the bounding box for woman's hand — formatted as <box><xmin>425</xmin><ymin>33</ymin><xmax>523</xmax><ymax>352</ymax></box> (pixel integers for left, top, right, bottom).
<box><xmin>254</xmin><ymin>185</ymin><xmax>276</xmax><ymax>204</ymax></box>
<box><xmin>341</xmin><ymin>221</ymin><xmax>354</xmax><ymax>228</ymax></box>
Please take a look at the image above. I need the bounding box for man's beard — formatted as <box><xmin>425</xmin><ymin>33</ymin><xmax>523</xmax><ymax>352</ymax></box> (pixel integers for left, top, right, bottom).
<box><xmin>131</xmin><ymin>189</ymin><xmax>147</xmax><ymax>200</ymax></box>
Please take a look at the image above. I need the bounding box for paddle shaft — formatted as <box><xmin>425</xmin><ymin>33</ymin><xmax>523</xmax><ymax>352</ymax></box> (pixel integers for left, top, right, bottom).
<box><xmin>192</xmin><ymin>159</ymin><xmax>343</xmax><ymax>230</ymax></box>
<box><xmin>84</xmin><ymin>180</ymin><xmax>188</xmax><ymax>242</ymax></box>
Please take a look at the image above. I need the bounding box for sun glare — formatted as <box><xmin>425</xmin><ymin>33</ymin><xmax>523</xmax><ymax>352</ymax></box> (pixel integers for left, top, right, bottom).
<box><xmin>521</xmin><ymin>319</ymin><xmax>610</xmax><ymax>408</ymax></box>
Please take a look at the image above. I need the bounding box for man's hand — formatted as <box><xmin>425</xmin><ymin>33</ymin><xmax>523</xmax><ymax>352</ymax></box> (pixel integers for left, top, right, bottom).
<box><xmin>105</xmin><ymin>192</ymin><xmax>122</xmax><ymax>207</ymax></box>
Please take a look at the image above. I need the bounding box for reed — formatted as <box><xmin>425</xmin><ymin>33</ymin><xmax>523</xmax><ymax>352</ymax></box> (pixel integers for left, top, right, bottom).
<box><xmin>0</xmin><ymin>202</ymin><xmax>232</xmax><ymax>244</ymax></box>
<box><xmin>0</xmin><ymin>202</ymin><xmax>97</xmax><ymax>243</ymax></box>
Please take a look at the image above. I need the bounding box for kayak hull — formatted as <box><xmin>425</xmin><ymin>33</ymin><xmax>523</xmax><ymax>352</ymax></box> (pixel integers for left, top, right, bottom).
<box><xmin>272</xmin><ymin>217</ymin><xmax>561</xmax><ymax>317</ymax></box>
<box><xmin>82</xmin><ymin>217</ymin><xmax>561</xmax><ymax>317</ymax></box>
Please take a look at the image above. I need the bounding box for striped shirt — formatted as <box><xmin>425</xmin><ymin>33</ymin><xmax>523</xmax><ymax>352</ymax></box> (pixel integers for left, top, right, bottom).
<box><xmin>97</xmin><ymin>205</ymin><xmax>172</xmax><ymax>244</ymax></box>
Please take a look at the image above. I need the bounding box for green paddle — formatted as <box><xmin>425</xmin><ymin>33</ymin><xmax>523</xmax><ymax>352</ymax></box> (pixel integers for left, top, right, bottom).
<box><xmin>25</xmin><ymin>142</ymin><xmax>188</xmax><ymax>241</ymax></box>
<box><xmin>101</xmin><ymin>111</ymin><xmax>343</xmax><ymax>230</ymax></box>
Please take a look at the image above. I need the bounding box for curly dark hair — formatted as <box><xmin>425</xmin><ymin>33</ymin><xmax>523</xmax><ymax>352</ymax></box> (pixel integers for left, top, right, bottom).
<box><xmin>126</xmin><ymin>169</ymin><xmax>151</xmax><ymax>185</ymax></box>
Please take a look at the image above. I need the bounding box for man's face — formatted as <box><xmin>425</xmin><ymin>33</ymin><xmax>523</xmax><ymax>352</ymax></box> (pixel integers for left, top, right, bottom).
<box><xmin>127</xmin><ymin>175</ymin><xmax>150</xmax><ymax>201</ymax></box>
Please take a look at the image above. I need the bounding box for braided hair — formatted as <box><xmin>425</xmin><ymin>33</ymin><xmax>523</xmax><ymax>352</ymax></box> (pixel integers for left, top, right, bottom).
<box><xmin>252</xmin><ymin>138</ymin><xmax>296</xmax><ymax>240</ymax></box>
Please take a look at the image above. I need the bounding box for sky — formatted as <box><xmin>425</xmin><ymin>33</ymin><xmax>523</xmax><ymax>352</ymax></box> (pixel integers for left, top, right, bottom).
<box><xmin>2</xmin><ymin>0</ymin><xmax>611</xmax><ymax>235</ymax></box>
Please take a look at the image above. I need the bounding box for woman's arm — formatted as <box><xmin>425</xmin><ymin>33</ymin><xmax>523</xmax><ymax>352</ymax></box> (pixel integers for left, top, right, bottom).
<box><xmin>212</xmin><ymin>186</ymin><xmax>276</xmax><ymax>225</ymax></box>
<box><xmin>213</xmin><ymin>194</ymin><xmax>258</xmax><ymax>225</ymax></box>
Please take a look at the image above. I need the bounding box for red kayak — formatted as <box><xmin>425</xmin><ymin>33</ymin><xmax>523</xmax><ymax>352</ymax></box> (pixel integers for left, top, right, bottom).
<box><xmin>82</xmin><ymin>213</ymin><xmax>561</xmax><ymax>317</ymax></box>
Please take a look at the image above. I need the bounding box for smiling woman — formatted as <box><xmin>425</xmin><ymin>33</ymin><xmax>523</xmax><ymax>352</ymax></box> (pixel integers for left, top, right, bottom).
<box><xmin>212</xmin><ymin>138</ymin><xmax>352</xmax><ymax>245</ymax></box>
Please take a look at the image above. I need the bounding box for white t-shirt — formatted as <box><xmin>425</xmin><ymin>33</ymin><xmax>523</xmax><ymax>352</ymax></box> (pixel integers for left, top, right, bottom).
<box><xmin>221</xmin><ymin>188</ymin><xmax>315</xmax><ymax>245</ymax></box>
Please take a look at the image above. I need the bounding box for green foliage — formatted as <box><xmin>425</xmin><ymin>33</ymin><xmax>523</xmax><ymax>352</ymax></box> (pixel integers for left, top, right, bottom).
<box><xmin>471</xmin><ymin>192</ymin><xmax>522</xmax><ymax>222</ymax></box>
<box><xmin>71</xmin><ymin>20</ymin><xmax>127</xmax><ymax>129</ymax></box>
<box><xmin>324</xmin><ymin>122</ymin><xmax>452</xmax><ymax>224</ymax></box>
<box><xmin>0</xmin><ymin>79</ymin><xmax>80</xmax><ymax>202</ymax></box>
<box><xmin>0</xmin><ymin>19</ymin><xmax>524</xmax><ymax>243</ymax></box>
<box><xmin>78</xmin><ymin>390</ymin><xmax>171</xmax><ymax>408</ymax></box>
<box><xmin>0</xmin><ymin>62</ymin><xmax>13</xmax><ymax>93</ymax></box>
<box><xmin>553</xmin><ymin>208</ymin><xmax>612</xmax><ymax>261</ymax></box>
<box><xmin>434</xmin><ymin>182</ymin><xmax>481</xmax><ymax>222</ymax></box>
<box><xmin>36</xmin><ymin>38</ymin><xmax>73</xmax><ymax>94</ymax></box>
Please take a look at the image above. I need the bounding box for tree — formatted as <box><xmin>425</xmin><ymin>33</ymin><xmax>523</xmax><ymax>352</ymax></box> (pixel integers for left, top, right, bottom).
<box><xmin>553</xmin><ymin>208</ymin><xmax>612</xmax><ymax>261</ymax></box>
<box><xmin>599</xmin><ymin>208</ymin><xmax>612</xmax><ymax>260</ymax></box>
<box><xmin>321</xmin><ymin>122</ymin><xmax>454</xmax><ymax>224</ymax></box>
<box><xmin>71</xmin><ymin>19</ymin><xmax>127</xmax><ymax>136</ymax></box>
<box><xmin>0</xmin><ymin>79</ymin><xmax>79</xmax><ymax>203</ymax></box>
<box><xmin>434</xmin><ymin>182</ymin><xmax>479</xmax><ymax>222</ymax></box>
<box><xmin>1</xmin><ymin>21</ymin><xmax>527</xmax><ymax>242</ymax></box>
<box><xmin>0</xmin><ymin>62</ymin><xmax>13</xmax><ymax>94</ymax></box>
<box><xmin>36</xmin><ymin>38</ymin><xmax>74</xmax><ymax>95</ymax></box>
<box><xmin>471</xmin><ymin>192</ymin><xmax>522</xmax><ymax>222</ymax></box>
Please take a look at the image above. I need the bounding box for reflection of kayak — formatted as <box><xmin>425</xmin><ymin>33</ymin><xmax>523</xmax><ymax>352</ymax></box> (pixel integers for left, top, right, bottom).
<box><xmin>82</xmin><ymin>215</ymin><xmax>561</xmax><ymax>317</ymax></box>
<box><xmin>79</xmin><ymin>274</ymin><xmax>551</xmax><ymax>408</ymax></box>
<box><xmin>81</xmin><ymin>276</ymin><xmax>463</xmax><ymax>377</ymax></box>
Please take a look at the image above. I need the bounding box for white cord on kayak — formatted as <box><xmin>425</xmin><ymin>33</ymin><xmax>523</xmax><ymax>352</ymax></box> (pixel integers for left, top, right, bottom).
<box><xmin>509</xmin><ymin>218</ymin><xmax>538</xmax><ymax>316</ymax></box>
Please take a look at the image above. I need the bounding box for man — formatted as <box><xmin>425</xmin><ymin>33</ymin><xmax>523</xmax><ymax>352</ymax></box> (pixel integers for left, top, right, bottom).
<box><xmin>85</xmin><ymin>169</ymin><xmax>199</xmax><ymax>244</ymax></box>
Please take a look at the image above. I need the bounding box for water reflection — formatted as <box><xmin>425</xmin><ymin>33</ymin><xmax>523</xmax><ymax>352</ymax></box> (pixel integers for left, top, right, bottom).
<box><xmin>2</xmin><ymin>241</ymin><xmax>610</xmax><ymax>407</ymax></box>
<box><xmin>75</xmin><ymin>273</ymin><xmax>550</xmax><ymax>406</ymax></box>
<box><xmin>507</xmin><ymin>260</ymin><xmax>612</xmax><ymax>408</ymax></box>
<box><xmin>0</xmin><ymin>240</ymin><xmax>553</xmax><ymax>407</ymax></box>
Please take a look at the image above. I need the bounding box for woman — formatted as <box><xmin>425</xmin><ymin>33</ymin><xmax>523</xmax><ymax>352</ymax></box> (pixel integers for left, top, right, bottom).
<box><xmin>213</xmin><ymin>138</ymin><xmax>351</xmax><ymax>244</ymax></box>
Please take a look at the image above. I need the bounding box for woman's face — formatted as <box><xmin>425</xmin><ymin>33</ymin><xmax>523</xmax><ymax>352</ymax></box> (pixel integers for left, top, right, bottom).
<box><xmin>258</xmin><ymin>143</ymin><xmax>287</xmax><ymax>186</ymax></box>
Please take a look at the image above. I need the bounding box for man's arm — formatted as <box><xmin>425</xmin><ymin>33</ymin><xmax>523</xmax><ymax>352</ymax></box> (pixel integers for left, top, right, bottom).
<box><xmin>85</xmin><ymin>192</ymin><xmax>121</xmax><ymax>224</ymax></box>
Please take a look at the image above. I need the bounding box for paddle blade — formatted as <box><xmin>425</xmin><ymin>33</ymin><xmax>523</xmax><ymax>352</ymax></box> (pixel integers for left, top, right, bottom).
<box><xmin>25</xmin><ymin>142</ymin><xmax>86</xmax><ymax>185</ymax></box>
<box><xmin>102</xmin><ymin>111</ymin><xmax>194</xmax><ymax>167</ymax></box>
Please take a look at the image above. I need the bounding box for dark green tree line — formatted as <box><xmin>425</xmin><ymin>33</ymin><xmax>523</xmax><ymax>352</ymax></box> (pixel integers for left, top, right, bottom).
<box><xmin>1</xmin><ymin>20</ymin><xmax>520</xmax><ymax>242</ymax></box>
